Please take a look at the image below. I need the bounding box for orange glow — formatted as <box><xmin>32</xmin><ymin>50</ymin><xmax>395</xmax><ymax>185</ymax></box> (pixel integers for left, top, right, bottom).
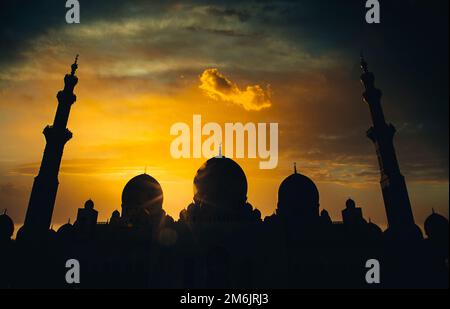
<box><xmin>0</xmin><ymin>37</ymin><xmax>448</xmax><ymax>230</ymax></box>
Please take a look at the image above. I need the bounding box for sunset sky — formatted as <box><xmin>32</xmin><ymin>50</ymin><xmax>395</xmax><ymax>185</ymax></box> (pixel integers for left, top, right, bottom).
<box><xmin>0</xmin><ymin>0</ymin><xmax>448</xmax><ymax>230</ymax></box>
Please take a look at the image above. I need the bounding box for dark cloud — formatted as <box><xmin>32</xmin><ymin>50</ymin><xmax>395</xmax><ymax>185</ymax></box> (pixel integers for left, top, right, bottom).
<box><xmin>207</xmin><ymin>6</ymin><xmax>251</xmax><ymax>22</ymax></box>
<box><xmin>0</xmin><ymin>0</ymin><xmax>180</xmax><ymax>68</ymax></box>
<box><xmin>184</xmin><ymin>26</ymin><xmax>261</xmax><ymax>38</ymax></box>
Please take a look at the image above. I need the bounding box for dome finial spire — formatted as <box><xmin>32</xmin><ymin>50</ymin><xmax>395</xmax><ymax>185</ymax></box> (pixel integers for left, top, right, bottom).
<box><xmin>3</xmin><ymin>209</ymin><xmax>6</xmax><ymax>215</ymax></box>
<box><xmin>294</xmin><ymin>162</ymin><xmax>297</xmax><ymax>174</ymax></box>
<box><xmin>218</xmin><ymin>143</ymin><xmax>223</xmax><ymax>158</ymax></box>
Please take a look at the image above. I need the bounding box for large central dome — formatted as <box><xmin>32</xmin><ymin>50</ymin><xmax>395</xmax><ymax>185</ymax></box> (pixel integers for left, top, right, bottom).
<box><xmin>121</xmin><ymin>174</ymin><xmax>163</xmax><ymax>224</ymax></box>
<box><xmin>193</xmin><ymin>157</ymin><xmax>247</xmax><ymax>208</ymax></box>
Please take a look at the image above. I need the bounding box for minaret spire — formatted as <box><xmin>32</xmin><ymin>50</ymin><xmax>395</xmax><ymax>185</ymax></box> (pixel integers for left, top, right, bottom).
<box><xmin>22</xmin><ymin>55</ymin><xmax>80</xmax><ymax>240</ymax></box>
<box><xmin>360</xmin><ymin>51</ymin><xmax>369</xmax><ymax>74</ymax></box>
<box><xmin>71</xmin><ymin>54</ymin><xmax>79</xmax><ymax>76</ymax></box>
<box><xmin>360</xmin><ymin>55</ymin><xmax>419</xmax><ymax>238</ymax></box>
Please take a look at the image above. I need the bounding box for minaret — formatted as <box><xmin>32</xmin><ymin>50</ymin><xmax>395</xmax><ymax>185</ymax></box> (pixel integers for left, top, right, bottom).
<box><xmin>360</xmin><ymin>55</ymin><xmax>417</xmax><ymax>233</ymax></box>
<box><xmin>23</xmin><ymin>55</ymin><xmax>79</xmax><ymax>236</ymax></box>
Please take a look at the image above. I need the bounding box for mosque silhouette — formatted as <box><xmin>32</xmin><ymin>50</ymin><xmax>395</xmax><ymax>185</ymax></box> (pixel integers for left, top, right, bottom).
<box><xmin>0</xmin><ymin>56</ymin><xmax>448</xmax><ymax>289</ymax></box>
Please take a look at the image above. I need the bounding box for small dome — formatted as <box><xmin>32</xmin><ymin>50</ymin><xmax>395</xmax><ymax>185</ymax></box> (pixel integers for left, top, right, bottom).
<box><xmin>424</xmin><ymin>210</ymin><xmax>449</xmax><ymax>240</ymax></box>
<box><xmin>194</xmin><ymin>157</ymin><xmax>247</xmax><ymax>208</ymax></box>
<box><xmin>57</xmin><ymin>222</ymin><xmax>74</xmax><ymax>235</ymax></box>
<box><xmin>122</xmin><ymin>174</ymin><xmax>163</xmax><ymax>211</ymax></box>
<box><xmin>109</xmin><ymin>210</ymin><xmax>122</xmax><ymax>226</ymax></box>
<box><xmin>367</xmin><ymin>221</ymin><xmax>383</xmax><ymax>235</ymax></box>
<box><xmin>111</xmin><ymin>210</ymin><xmax>120</xmax><ymax>218</ymax></box>
<box><xmin>277</xmin><ymin>170</ymin><xmax>320</xmax><ymax>219</ymax></box>
<box><xmin>16</xmin><ymin>225</ymin><xmax>57</xmax><ymax>242</ymax></box>
<box><xmin>0</xmin><ymin>211</ymin><xmax>14</xmax><ymax>240</ymax></box>
<box><xmin>84</xmin><ymin>199</ymin><xmax>94</xmax><ymax>210</ymax></box>
<box><xmin>56</xmin><ymin>222</ymin><xmax>75</xmax><ymax>241</ymax></box>
<box><xmin>320</xmin><ymin>209</ymin><xmax>332</xmax><ymax>225</ymax></box>
<box><xmin>346</xmin><ymin>198</ymin><xmax>356</xmax><ymax>209</ymax></box>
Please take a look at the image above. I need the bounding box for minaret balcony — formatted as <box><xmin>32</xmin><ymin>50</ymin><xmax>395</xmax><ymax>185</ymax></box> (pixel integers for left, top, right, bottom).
<box><xmin>43</xmin><ymin>125</ymin><xmax>73</xmax><ymax>144</ymax></box>
<box><xmin>57</xmin><ymin>90</ymin><xmax>77</xmax><ymax>105</ymax></box>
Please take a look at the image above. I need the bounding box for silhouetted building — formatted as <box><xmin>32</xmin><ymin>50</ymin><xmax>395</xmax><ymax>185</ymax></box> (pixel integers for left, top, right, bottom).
<box><xmin>109</xmin><ymin>210</ymin><xmax>121</xmax><ymax>226</ymax></box>
<box><xmin>424</xmin><ymin>209</ymin><xmax>449</xmax><ymax>243</ymax></box>
<box><xmin>2</xmin><ymin>56</ymin><xmax>447</xmax><ymax>289</ymax></box>
<box><xmin>22</xmin><ymin>56</ymin><xmax>80</xmax><ymax>239</ymax></box>
<box><xmin>342</xmin><ymin>198</ymin><xmax>366</xmax><ymax>226</ymax></box>
<box><xmin>56</xmin><ymin>219</ymin><xmax>75</xmax><ymax>244</ymax></box>
<box><xmin>0</xmin><ymin>210</ymin><xmax>14</xmax><ymax>242</ymax></box>
<box><xmin>74</xmin><ymin>199</ymin><xmax>98</xmax><ymax>235</ymax></box>
<box><xmin>360</xmin><ymin>55</ymin><xmax>421</xmax><ymax>240</ymax></box>
<box><xmin>367</xmin><ymin>219</ymin><xmax>383</xmax><ymax>237</ymax></box>
<box><xmin>320</xmin><ymin>209</ymin><xmax>333</xmax><ymax>225</ymax></box>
